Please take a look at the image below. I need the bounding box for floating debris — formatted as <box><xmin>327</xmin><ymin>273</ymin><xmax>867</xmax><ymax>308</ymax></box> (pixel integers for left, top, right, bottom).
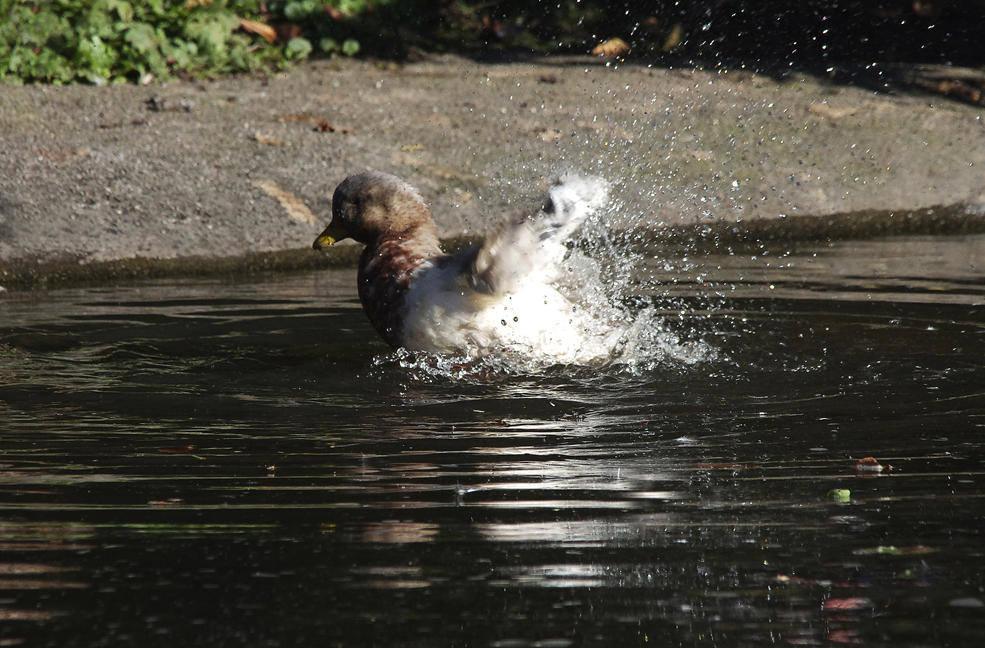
<box><xmin>827</xmin><ymin>489</ymin><xmax>851</xmax><ymax>503</ymax></box>
<box><xmin>692</xmin><ymin>463</ymin><xmax>760</xmax><ymax>471</ymax></box>
<box><xmin>852</xmin><ymin>545</ymin><xmax>935</xmax><ymax>556</ymax></box>
<box><xmin>823</xmin><ymin>597</ymin><xmax>872</xmax><ymax>611</ymax></box>
<box><xmin>158</xmin><ymin>446</ymin><xmax>195</xmax><ymax>454</ymax></box>
<box><xmin>855</xmin><ymin>456</ymin><xmax>886</xmax><ymax>473</ymax></box>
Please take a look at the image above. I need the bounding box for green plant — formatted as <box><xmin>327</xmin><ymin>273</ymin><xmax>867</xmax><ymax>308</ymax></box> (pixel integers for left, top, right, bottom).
<box><xmin>0</xmin><ymin>0</ymin><xmax>371</xmax><ymax>84</ymax></box>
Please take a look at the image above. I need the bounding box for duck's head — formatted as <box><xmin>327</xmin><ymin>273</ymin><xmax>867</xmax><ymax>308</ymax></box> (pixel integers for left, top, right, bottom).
<box><xmin>313</xmin><ymin>171</ymin><xmax>434</xmax><ymax>250</ymax></box>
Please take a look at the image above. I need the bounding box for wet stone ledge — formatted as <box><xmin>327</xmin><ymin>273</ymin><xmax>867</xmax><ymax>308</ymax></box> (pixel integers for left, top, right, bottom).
<box><xmin>3</xmin><ymin>206</ymin><xmax>984</xmax><ymax>292</ymax></box>
<box><xmin>0</xmin><ymin>247</ymin><xmax>357</xmax><ymax>292</ymax></box>
<box><xmin>642</xmin><ymin>202</ymin><xmax>985</xmax><ymax>246</ymax></box>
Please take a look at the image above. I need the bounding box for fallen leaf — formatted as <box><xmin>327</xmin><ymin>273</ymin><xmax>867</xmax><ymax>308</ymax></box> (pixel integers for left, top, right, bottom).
<box><xmin>933</xmin><ymin>79</ymin><xmax>983</xmax><ymax>104</ymax></box>
<box><xmin>591</xmin><ymin>37</ymin><xmax>630</xmax><ymax>58</ymax></box>
<box><xmin>278</xmin><ymin>113</ymin><xmax>319</xmax><ymax>123</ymax></box>
<box><xmin>641</xmin><ymin>16</ymin><xmax>661</xmax><ymax>33</ymax></box>
<box><xmin>146</xmin><ymin>96</ymin><xmax>193</xmax><ymax>112</ymax></box>
<box><xmin>808</xmin><ymin>103</ymin><xmax>856</xmax><ymax>119</ymax></box>
<box><xmin>252</xmin><ymin>180</ymin><xmax>320</xmax><ymax>224</ymax></box>
<box><xmin>391</xmin><ymin>150</ymin><xmax>425</xmax><ymax>166</ymax></box>
<box><xmin>99</xmin><ymin>119</ymin><xmax>147</xmax><ymax>129</ymax></box>
<box><xmin>663</xmin><ymin>23</ymin><xmax>684</xmax><ymax>52</ymax></box>
<box><xmin>32</xmin><ymin>146</ymin><xmax>92</xmax><ymax>162</ymax></box>
<box><xmin>253</xmin><ymin>131</ymin><xmax>291</xmax><ymax>146</ymax></box>
<box><xmin>275</xmin><ymin>113</ymin><xmax>352</xmax><ymax>133</ymax></box>
<box><xmin>239</xmin><ymin>18</ymin><xmax>276</xmax><ymax>44</ymax></box>
<box><xmin>537</xmin><ymin>74</ymin><xmax>563</xmax><ymax>84</ymax></box>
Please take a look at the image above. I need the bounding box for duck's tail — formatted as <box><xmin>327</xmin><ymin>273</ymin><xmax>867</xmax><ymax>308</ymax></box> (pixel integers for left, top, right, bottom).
<box><xmin>470</xmin><ymin>173</ymin><xmax>609</xmax><ymax>295</ymax></box>
<box><xmin>542</xmin><ymin>173</ymin><xmax>610</xmax><ymax>241</ymax></box>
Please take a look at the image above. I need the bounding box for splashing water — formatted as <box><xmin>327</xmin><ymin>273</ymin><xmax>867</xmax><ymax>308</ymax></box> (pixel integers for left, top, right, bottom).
<box><xmin>368</xmin><ymin>178</ymin><xmax>721</xmax><ymax>382</ymax></box>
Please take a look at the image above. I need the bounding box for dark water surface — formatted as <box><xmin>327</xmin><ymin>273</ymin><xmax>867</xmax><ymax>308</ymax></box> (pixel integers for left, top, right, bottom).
<box><xmin>1</xmin><ymin>235</ymin><xmax>984</xmax><ymax>647</ymax></box>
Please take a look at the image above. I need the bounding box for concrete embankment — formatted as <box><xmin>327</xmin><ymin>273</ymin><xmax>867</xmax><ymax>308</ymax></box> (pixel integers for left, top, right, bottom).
<box><xmin>2</xmin><ymin>55</ymin><xmax>984</xmax><ymax>290</ymax></box>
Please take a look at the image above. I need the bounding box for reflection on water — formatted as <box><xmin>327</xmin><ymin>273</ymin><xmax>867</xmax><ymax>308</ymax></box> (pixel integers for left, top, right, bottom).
<box><xmin>1</xmin><ymin>235</ymin><xmax>985</xmax><ymax>646</ymax></box>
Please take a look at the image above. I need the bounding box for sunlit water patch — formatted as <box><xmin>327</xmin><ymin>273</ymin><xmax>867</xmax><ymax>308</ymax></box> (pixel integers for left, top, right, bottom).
<box><xmin>1</xmin><ymin>234</ymin><xmax>984</xmax><ymax>646</ymax></box>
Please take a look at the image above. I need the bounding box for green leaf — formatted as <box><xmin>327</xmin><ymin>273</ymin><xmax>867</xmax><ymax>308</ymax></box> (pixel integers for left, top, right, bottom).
<box><xmin>123</xmin><ymin>22</ymin><xmax>169</xmax><ymax>76</ymax></box>
<box><xmin>81</xmin><ymin>2</ymin><xmax>117</xmax><ymax>40</ymax></box>
<box><xmin>342</xmin><ymin>38</ymin><xmax>359</xmax><ymax>56</ymax></box>
<box><xmin>108</xmin><ymin>0</ymin><xmax>135</xmax><ymax>23</ymax></box>
<box><xmin>285</xmin><ymin>37</ymin><xmax>312</xmax><ymax>60</ymax></box>
<box><xmin>283</xmin><ymin>2</ymin><xmax>317</xmax><ymax>22</ymax></box>
<box><xmin>76</xmin><ymin>35</ymin><xmax>118</xmax><ymax>77</ymax></box>
<box><xmin>124</xmin><ymin>22</ymin><xmax>158</xmax><ymax>53</ymax></box>
<box><xmin>160</xmin><ymin>38</ymin><xmax>197</xmax><ymax>70</ymax></box>
<box><xmin>184</xmin><ymin>11</ymin><xmax>240</xmax><ymax>62</ymax></box>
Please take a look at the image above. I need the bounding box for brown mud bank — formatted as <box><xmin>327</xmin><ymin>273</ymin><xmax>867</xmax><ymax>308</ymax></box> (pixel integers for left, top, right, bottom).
<box><xmin>2</xmin><ymin>55</ymin><xmax>984</xmax><ymax>290</ymax></box>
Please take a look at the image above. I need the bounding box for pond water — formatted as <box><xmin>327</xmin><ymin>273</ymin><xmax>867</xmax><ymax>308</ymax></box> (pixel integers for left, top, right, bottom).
<box><xmin>1</xmin><ymin>233</ymin><xmax>984</xmax><ymax>647</ymax></box>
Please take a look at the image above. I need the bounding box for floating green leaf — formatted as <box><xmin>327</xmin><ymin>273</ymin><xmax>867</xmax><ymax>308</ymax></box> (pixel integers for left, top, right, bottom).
<box><xmin>853</xmin><ymin>545</ymin><xmax>935</xmax><ymax>556</ymax></box>
<box><xmin>826</xmin><ymin>489</ymin><xmax>850</xmax><ymax>503</ymax></box>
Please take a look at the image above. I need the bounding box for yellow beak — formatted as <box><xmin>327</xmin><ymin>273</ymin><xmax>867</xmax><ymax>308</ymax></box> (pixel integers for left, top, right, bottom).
<box><xmin>313</xmin><ymin>219</ymin><xmax>350</xmax><ymax>250</ymax></box>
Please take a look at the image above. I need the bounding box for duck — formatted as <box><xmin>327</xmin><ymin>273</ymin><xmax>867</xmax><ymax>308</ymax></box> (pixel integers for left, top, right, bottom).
<box><xmin>313</xmin><ymin>170</ymin><xmax>630</xmax><ymax>364</ymax></box>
